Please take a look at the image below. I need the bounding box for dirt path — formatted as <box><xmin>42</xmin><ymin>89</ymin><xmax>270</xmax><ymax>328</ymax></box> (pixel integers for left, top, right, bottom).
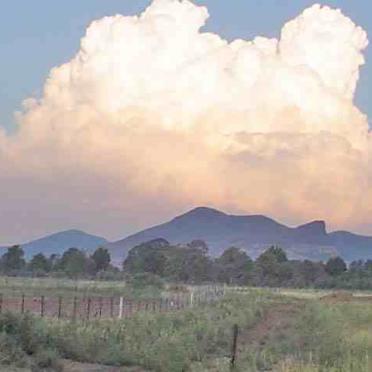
<box><xmin>61</xmin><ymin>360</ymin><xmax>148</xmax><ymax>372</ymax></box>
<box><xmin>237</xmin><ymin>300</ymin><xmax>304</xmax><ymax>355</ymax></box>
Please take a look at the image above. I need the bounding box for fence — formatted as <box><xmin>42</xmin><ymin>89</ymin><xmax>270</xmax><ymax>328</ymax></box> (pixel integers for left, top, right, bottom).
<box><xmin>0</xmin><ymin>285</ymin><xmax>225</xmax><ymax>321</ymax></box>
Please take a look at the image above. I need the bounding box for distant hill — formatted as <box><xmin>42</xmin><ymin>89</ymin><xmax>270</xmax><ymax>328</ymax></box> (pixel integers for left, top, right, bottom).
<box><xmin>2</xmin><ymin>208</ymin><xmax>371</xmax><ymax>264</ymax></box>
<box><xmin>106</xmin><ymin>207</ymin><xmax>372</xmax><ymax>264</ymax></box>
<box><xmin>1</xmin><ymin>230</ymin><xmax>108</xmax><ymax>259</ymax></box>
<box><xmin>328</xmin><ymin>231</ymin><xmax>372</xmax><ymax>263</ymax></box>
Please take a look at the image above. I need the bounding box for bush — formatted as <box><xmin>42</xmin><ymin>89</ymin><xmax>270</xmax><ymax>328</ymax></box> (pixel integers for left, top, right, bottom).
<box><xmin>32</xmin><ymin>348</ymin><xmax>63</xmax><ymax>372</ymax></box>
<box><xmin>0</xmin><ymin>332</ymin><xmax>28</xmax><ymax>367</ymax></box>
<box><xmin>0</xmin><ymin>312</ymin><xmax>61</xmax><ymax>371</ymax></box>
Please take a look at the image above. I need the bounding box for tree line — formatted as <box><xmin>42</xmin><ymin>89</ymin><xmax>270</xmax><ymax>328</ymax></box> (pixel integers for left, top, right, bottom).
<box><xmin>1</xmin><ymin>239</ymin><xmax>372</xmax><ymax>289</ymax></box>
<box><xmin>0</xmin><ymin>245</ymin><xmax>114</xmax><ymax>279</ymax></box>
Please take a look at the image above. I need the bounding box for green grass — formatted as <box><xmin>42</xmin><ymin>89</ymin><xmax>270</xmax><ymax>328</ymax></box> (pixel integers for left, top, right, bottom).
<box><xmin>1</xmin><ymin>285</ymin><xmax>372</xmax><ymax>371</ymax></box>
<box><xmin>0</xmin><ymin>276</ymin><xmax>162</xmax><ymax>299</ymax></box>
<box><xmin>234</xmin><ymin>290</ymin><xmax>372</xmax><ymax>371</ymax></box>
<box><xmin>0</xmin><ymin>290</ymin><xmax>269</xmax><ymax>371</ymax></box>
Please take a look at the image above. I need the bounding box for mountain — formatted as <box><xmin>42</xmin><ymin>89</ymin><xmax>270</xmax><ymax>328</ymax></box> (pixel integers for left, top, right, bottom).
<box><xmin>1</xmin><ymin>230</ymin><xmax>108</xmax><ymax>259</ymax></box>
<box><xmin>106</xmin><ymin>207</ymin><xmax>372</xmax><ymax>264</ymax></box>
<box><xmin>328</xmin><ymin>231</ymin><xmax>372</xmax><ymax>263</ymax></box>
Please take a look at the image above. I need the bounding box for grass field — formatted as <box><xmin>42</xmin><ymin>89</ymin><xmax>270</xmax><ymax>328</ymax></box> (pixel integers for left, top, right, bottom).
<box><xmin>0</xmin><ymin>277</ymin><xmax>148</xmax><ymax>298</ymax></box>
<box><xmin>0</xmin><ymin>276</ymin><xmax>219</xmax><ymax>300</ymax></box>
<box><xmin>1</xmin><ymin>279</ymin><xmax>372</xmax><ymax>371</ymax></box>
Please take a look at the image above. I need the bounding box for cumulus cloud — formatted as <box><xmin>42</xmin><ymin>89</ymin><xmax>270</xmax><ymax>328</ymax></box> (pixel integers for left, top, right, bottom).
<box><xmin>0</xmin><ymin>0</ymin><xmax>371</xmax><ymax>242</ymax></box>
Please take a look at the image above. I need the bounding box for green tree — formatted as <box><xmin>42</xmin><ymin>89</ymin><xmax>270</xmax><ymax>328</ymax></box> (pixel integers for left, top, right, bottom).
<box><xmin>187</xmin><ymin>240</ymin><xmax>209</xmax><ymax>255</ymax></box>
<box><xmin>29</xmin><ymin>253</ymin><xmax>51</xmax><ymax>274</ymax></box>
<box><xmin>165</xmin><ymin>246</ymin><xmax>213</xmax><ymax>283</ymax></box>
<box><xmin>253</xmin><ymin>246</ymin><xmax>290</xmax><ymax>286</ymax></box>
<box><xmin>48</xmin><ymin>254</ymin><xmax>60</xmax><ymax>271</ymax></box>
<box><xmin>57</xmin><ymin>248</ymin><xmax>88</xmax><ymax>278</ymax></box>
<box><xmin>265</xmin><ymin>246</ymin><xmax>288</xmax><ymax>263</ymax></box>
<box><xmin>91</xmin><ymin>247</ymin><xmax>111</xmax><ymax>272</ymax></box>
<box><xmin>123</xmin><ymin>239</ymin><xmax>169</xmax><ymax>276</ymax></box>
<box><xmin>215</xmin><ymin>247</ymin><xmax>253</xmax><ymax>285</ymax></box>
<box><xmin>325</xmin><ymin>256</ymin><xmax>347</xmax><ymax>276</ymax></box>
<box><xmin>123</xmin><ymin>239</ymin><xmax>214</xmax><ymax>284</ymax></box>
<box><xmin>0</xmin><ymin>245</ymin><xmax>25</xmax><ymax>274</ymax></box>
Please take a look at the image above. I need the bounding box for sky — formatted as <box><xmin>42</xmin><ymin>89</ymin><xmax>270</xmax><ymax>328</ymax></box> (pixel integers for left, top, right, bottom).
<box><xmin>0</xmin><ymin>0</ymin><xmax>371</xmax><ymax>244</ymax></box>
<box><xmin>1</xmin><ymin>0</ymin><xmax>370</xmax><ymax>131</ymax></box>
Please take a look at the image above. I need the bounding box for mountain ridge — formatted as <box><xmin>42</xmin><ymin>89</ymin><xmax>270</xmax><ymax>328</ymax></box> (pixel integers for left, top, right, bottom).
<box><xmin>105</xmin><ymin>207</ymin><xmax>372</xmax><ymax>264</ymax></box>
<box><xmin>0</xmin><ymin>230</ymin><xmax>107</xmax><ymax>259</ymax></box>
<box><xmin>2</xmin><ymin>207</ymin><xmax>372</xmax><ymax>264</ymax></box>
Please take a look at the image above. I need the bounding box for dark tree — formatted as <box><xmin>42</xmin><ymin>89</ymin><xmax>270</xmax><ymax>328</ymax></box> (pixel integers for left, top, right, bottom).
<box><xmin>91</xmin><ymin>247</ymin><xmax>111</xmax><ymax>272</ymax></box>
<box><xmin>264</xmin><ymin>246</ymin><xmax>288</xmax><ymax>263</ymax></box>
<box><xmin>364</xmin><ymin>260</ymin><xmax>372</xmax><ymax>271</ymax></box>
<box><xmin>215</xmin><ymin>247</ymin><xmax>253</xmax><ymax>285</ymax></box>
<box><xmin>29</xmin><ymin>253</ymin><xmax>51</xmax><ymax>274</ymax></box>
<box><xmin>57</xmin><ymin>248</ymin><xmax>88</xmax><ymax>278</ymax></box>
<box><xmin>349</xmin><ymin>260</ymin><xmax>364</xmax><ymax>272</ymax></box>
<box><xmin>253</xmin><ymin>246</ymin><xmax>290</xmax><ymax>286</ymax></box>
<box><xmin>48</xmin><ymin>254</ymin><xmax>61</xmax><ymax>271</ymax></box>
<box><xmin>0</xmin><ymin>245</ymin><xmax>25</xmax><ymax>273</ymax></box>
<box><xmin>123</xmin><ymin>239</ymin><xmax>169</xmax><ymax>276</ymax></box>
<box><xmin>325</xmin><ymin>256</ymin><xmax>347</xmax><ymax>276</ymax></box>
<box><xmin>123</xmin><ymin>239</ymin><xmax>213</xmax><ymax>283</ymax></box>
<box><xmin>187</xmin><ymin>240</ymin><xmax>209</xmax><ymax>255</ymax></box>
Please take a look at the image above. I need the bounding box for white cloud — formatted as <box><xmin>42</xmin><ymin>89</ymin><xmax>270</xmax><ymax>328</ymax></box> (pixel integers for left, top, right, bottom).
<box><xmin>0</xmin><ymin>0</ymin><xmax>370</xmax><ymax>242</ymax></box>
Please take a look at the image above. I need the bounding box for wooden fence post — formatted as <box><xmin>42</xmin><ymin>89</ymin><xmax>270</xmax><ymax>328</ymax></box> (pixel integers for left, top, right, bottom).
<box><xmin>118</xmin><ymin>297</ymin><xmax>123</xmax><ymax>319</ymax></box>
<box><xmin>72</xmin><ymin>296</ymin><xmax>77</xmax><ymax>322</ymax></box>
<box><xmin>21</xmin><ymin>294</ymin><xmax>25</xmax><ymax>314</ymax></box>
<box><xmin>98</xmin><ymin>297</ymin><xmax>103</xmax><ymax>319</ymax></box>
<box><xmin>230</xmin><ymin>324</ymin><xmax>239</xmax><ymax>369</ymax></box>
<box><xmin>40</xmin><ymin>296</ymin><xmax>45</xmax><ymax>317</ymax></box>
<box><xmin>86</xmin><ymin>297</ymin><xmax>91</xmax><ymax>321</ymax></box>
<box><xmin>0</xmin><ymin>293</ymin><xmax>2</xmax><ymax>314</ymax></box>
<box><xmin>58</xmin><ymin>296</ymin><xmax>62</xmax><ymax>319</ymax></box>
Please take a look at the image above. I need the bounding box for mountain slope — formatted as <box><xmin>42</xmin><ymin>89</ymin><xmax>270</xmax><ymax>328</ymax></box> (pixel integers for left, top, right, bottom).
<box><xmin>328</xmin><ymin>231</ymin><xmax>372</xmax><ymax>262</ymax></box>
<box><xmin>2</xmin><ymin>230</ymin><xmax>108</xmax><ymax>259</ymax></box>
<box><xmin>107</xmin><ymin>207</ymin><xmax>370</xmax><ymax>264</ymax></box>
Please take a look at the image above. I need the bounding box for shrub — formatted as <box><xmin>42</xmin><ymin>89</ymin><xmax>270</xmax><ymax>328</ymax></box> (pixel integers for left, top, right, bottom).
<box><xmin>32</xmin><ymin>348</ymin><xmax>63</xmax><ymax>372</ymax></box>
<box><xmin>0</xmin><ymin>312</ymin><xmax>62</xmax><ymax>371</ymax></box>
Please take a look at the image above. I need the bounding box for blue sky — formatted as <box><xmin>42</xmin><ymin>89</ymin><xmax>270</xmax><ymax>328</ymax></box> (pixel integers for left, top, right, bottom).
<box><xmin>0</xmin><ymin>0</ymin><xmax>370</xmax><ymax>132</ymax></box>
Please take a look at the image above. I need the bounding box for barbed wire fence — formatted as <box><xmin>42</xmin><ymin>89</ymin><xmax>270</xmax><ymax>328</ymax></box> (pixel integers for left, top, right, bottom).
<box><xmin>0</xmin><ymin>285</ymin><xmax>225</xmax><ymax>321</ymax></box>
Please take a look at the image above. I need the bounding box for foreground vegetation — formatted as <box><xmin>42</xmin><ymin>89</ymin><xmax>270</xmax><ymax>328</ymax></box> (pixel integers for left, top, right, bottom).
<box><xmin>0</xmin><ymin>291</ymin><xmax>265</xmax><ymax>371</ymax></box>
<box><xmin>1</xmin><ymin>288</ymin><xmax>372</xmax><ymax>371</ymax></box>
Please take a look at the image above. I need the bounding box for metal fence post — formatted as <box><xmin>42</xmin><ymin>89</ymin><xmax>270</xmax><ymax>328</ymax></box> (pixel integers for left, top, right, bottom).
<box><xmin>230</xmin><ymin>324</ymin><xmax>239</xmax><ymax>369</ymax></box>
<box><xmin>86</xmin><ymin>297</ymin><xmax>91</xmax><ymax>321</ymax></box>
<box><xmin>72</xmin><ymin>296</ymin><xmax>77</xmax><ymax>322</ymax></box>
<box><xmin>99</xmin><ymin>297</ymin><xmax>103</xmax><ymax>318</ymax></box>
<box><xmin>21</xmin><ymin>294</ymin><xmax>25</xmax><ymax>314</ymax></box>
<box><xmin>40</xmin><ymin>295</ymin><xmax>45</xmax><ymax>317</ymax></box>
<box><xmin>58</xmin><ymin>296</ymin><xmax>62</xmax><ymax>319</ymax></box>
